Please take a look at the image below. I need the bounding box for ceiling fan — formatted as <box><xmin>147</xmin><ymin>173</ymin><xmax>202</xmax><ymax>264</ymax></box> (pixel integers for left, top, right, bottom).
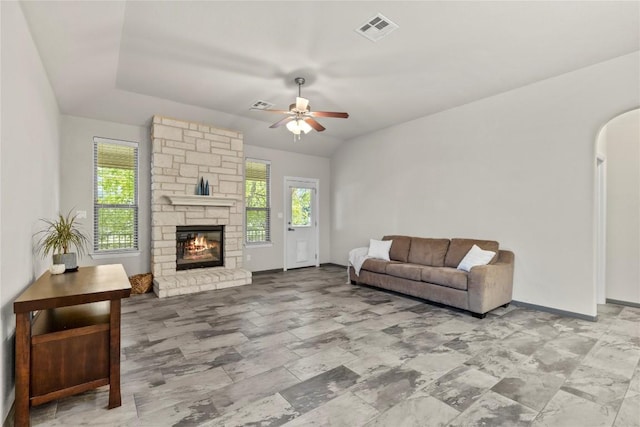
<box><xmin>253</xmin><ymin>77</ymin><xmax>349</xmax><ymax>140</ymax></box>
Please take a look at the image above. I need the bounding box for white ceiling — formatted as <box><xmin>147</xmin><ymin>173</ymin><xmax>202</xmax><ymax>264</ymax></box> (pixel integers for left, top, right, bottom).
<box><xmin>20</xmin><ymin>1</ymin><xmax>640</xmax><ymax>157</ymax></box>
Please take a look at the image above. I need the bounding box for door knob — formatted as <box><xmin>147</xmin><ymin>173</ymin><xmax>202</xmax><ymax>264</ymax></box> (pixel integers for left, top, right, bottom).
<box><xmin>288</xmin><ymin>228</ymin><xmax>295</xmax><ymax>231</ymax></box>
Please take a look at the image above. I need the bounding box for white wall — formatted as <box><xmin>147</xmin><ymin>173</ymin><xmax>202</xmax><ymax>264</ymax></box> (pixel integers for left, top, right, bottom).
<box><xmin>244</xmin><ymin>145</ymin><xmax>331</xmax><ymax>272</ymax></box>
<box><xmin>0</xmin><ymin>1</ymin><xmax>4</xmax><ymax>420</ymax></box>
<box><xmin>604</xmin><ymin>109</ymin><xmax>640</xmax><ymax>304</ymax></box>
<box><xmin>331</xmin><ymin>52</ymin><xmax>640</xmax><ymax>318</ymax></box>
<box><xmin>1</xmin><ymin>2</ymin><xmax>61</xmax><ymax>420</ymax></box>
<box><xmin>60</xmin><ymin>115</ymin><xmax>150</xmax><ymax>276</ymax></box>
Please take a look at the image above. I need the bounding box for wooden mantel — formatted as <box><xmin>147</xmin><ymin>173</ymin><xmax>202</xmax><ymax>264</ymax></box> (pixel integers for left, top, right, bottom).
<box><xmin>164</xmin><ymin>195</ymin><xmax>239</xmax><ymax>207</ymax></box>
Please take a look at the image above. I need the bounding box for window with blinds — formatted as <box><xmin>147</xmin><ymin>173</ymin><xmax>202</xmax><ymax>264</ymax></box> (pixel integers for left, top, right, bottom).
<box><xmin>245</xmin><ymin>158</ymin><xmax>271</xmax><ymax>244</ymax></box>
<box><xmin>93</xmin><ymin>137</ymin><xmax>139</xmax><ymax>252</ymax></box>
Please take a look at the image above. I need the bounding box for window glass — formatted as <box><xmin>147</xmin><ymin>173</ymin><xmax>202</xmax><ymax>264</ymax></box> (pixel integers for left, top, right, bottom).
<box><xmin>245</xmin><ymin>159</ymin><xmax>271</xmax><ymax>243</ymax></box>
<box><xmin>291</xmin><ymin>187</ymin><xmax>312</xmax><ymax>227</ymax></box>
<box><xmin>93</xmin><ymin>138</ymin><xmax>139</xmax><ymax>252</ymax></box>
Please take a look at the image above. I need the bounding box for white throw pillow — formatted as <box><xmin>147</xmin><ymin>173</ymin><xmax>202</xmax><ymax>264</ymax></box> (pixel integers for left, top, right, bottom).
<box><xmin>368</xmin><ymin>239</ymin><xmax>392</xmax><ymax>261</ymax></box>
<box><xmin>457</xmin><ymin>244</ymin><xmax>496</xmax><ymax>272</ymax></box>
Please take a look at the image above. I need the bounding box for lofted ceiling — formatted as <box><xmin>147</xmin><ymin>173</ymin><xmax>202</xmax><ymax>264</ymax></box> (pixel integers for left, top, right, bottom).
<box><xmin>20</xmin><ymin>1</ymin><xmax>640</xmax><ymax>157</ymax></box>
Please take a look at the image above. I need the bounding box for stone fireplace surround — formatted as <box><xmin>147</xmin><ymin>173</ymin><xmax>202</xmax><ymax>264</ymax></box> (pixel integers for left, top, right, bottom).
<box><xmin>151</xmin><ymin>115</ymin><xmax>251</xmax><ymax>297</ymax></box>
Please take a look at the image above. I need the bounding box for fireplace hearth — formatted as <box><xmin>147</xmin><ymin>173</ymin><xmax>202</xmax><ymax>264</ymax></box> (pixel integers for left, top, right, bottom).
<box><xmin>176</xmin><ymin>225</ymin><xmax>224</xmax><ymax>271</ymax></box>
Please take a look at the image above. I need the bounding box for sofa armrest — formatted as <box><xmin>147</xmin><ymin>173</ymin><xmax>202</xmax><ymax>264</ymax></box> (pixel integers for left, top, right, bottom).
<box><xmin>467</xmin><ymin>250</ymin><xmax>514</xmax><ymax>314</ymax></box>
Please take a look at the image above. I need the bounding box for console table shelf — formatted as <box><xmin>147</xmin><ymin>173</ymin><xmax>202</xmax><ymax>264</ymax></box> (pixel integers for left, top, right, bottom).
<box><xmin>13</xmin><ymin>264</ymin><xmax>131</xmax><ymax>427</ymax></box>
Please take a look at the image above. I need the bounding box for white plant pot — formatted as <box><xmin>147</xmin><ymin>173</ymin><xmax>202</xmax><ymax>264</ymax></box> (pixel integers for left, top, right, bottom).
<box><xmin>52</xmin><ymin>253</ymin><xmax>77</xmax><ymax>272</ymax></box>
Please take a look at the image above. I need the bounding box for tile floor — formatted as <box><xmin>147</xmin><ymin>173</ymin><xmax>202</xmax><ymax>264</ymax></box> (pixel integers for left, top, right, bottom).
<box><xmin>27</xmin><ymin>265</ymin><xmax>640</xmax><ymax>426</ymax></box>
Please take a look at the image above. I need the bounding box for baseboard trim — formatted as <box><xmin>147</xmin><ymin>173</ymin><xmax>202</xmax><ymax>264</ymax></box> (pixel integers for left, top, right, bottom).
<box><xmin>320</xmin><ymin>263</ymin><xmax>346</xmax><ymax>269</ymax></box>
<box><xmin>512</xmin><ymin>300</ymin><xmax>597</xmax><ymax>322</ymax></box>
<box><xmin>606</xmin><ymin>298</ymin><xmax>640</xmax><ymax>309</ymax></box>
<box><xmin>252</xmin><ymin>263</ymin><xmax>345</xmax><ymax>275</ymax></box>
<box><xmin>251</xmin><ymin>268</ymin><xmax>284</xmax><ymax>275</ymax></box>
<box><xmin>3</xmin><ymin>401</ymin><xmax>15</xmax><ymax>427</ymax></box>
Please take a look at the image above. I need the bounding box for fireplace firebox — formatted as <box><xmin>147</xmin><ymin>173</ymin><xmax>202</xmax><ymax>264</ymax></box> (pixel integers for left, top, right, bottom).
<box><xmin>176</xmin><ymin>225</ymin><xmax>224</xmax><ymax>271</ymax></box>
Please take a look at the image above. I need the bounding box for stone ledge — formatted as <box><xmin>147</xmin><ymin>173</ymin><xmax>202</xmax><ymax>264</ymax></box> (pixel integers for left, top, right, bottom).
<box><xmin>153</xmin><ymin>268</ymin><xmax>252</xmax><ymax>298</ymax></box>
<box><xmin>164</xmin><ymin>194</ymin><xmax>239</xmax><ymax>207</ymax></box>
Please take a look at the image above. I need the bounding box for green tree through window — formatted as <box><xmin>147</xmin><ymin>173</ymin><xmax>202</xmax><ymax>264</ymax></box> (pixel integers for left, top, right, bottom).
<box><xmin>94</xmin><ymin>138</ymin><xmax>139</xmax><ymax>251</ymax></box>
<box><xmin>245</xmin><ymin>159</ymin><xmax>270</xmax><ymax>243</ymax></box>
<box><xmin>291</xmin><ymin>188</ymin><xmax>311</xmax><ymax>226</ymax></box>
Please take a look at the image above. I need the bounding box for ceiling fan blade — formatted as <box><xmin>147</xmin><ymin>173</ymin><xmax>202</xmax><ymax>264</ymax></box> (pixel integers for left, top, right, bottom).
<box><xmin>304</xmin><ymin>118</ymin><xmax>326</xmax><ymax>132</ymax></box>
<box><xmin>308</xmin><ymin>111</ymin><xmax>349</xmax><ymax>119</ymax></box>
<box><xmin>252</xmin><ymin>108</ymin><xmax>293</xmax><ymax>114</ymax></box>
<box><xmin>296</xmin><ymin>97</ymin><xmax>309</xmax><ymax>112</ymax></box>
<box><xmin>269</xmin><ymin>116</ymin><xmax>294</xmax><ymax>128</ymax></box>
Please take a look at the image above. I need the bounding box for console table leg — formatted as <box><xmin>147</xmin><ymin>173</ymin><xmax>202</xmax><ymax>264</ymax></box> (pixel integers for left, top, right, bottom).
<box><xmin>15</xmin><ymin>312</ymin><xmax>31</xmax><ymax>427</ymax></box>
<box><xmin>108</xmin><ymin>299</ymin><xmax>122</xmax><ymax>409</ymax></box>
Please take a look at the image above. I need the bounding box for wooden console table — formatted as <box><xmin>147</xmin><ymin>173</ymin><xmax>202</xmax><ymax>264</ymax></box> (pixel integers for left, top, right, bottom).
<box><xmin>13</xmin><ymin>264</ymin><xmax>131</xmax><ymax>427</ymax></box>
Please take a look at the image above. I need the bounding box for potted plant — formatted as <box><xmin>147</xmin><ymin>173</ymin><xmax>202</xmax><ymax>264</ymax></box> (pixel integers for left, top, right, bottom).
<box><xmin>35</xmin><ymin>210</ymin><xmax>90</xmax><ymax>272</ymax></box>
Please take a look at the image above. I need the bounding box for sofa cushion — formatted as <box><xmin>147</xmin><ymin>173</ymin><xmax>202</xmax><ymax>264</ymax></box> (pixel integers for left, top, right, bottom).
<box><xmin>444</xmin><ymin>238</ymin><xmax>499</xmax><ymax>268</ymax></box>
<box><xmin>361</xmin><ymin>258</ymin><xmax>397</xmax><ymax>274</ymax></box>
<box><xmin>407</xmin><ymin>238</ymin><xmax>450</xmax><ymax>267</ymax></box>
<box><xmin>386</xmin><ymin>263</ymin><xmax>423</xmax><ymax>281</ymax></box>
<box><xmin>382</xmin><ymin>235</ymin><xmax>412</xmax><ymax>263</ymax></box>
<box><xmin>421</xmin><ymin>266</ymin><xmax>468</xmax><ymax>291</ymax></box>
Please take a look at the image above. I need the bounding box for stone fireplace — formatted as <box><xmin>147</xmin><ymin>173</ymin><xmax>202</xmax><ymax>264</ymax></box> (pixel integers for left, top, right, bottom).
<box><xmin>151</xmin><ymin>115</ymin><xmax>251</xmax><ymax>297</ymax></box>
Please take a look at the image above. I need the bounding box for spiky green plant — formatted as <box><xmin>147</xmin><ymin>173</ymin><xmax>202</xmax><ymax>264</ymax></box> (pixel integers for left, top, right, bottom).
<box><xmin>34</xmin><ymin>210</ymin><xmax>90</xmax><ymax>257</ymax></box>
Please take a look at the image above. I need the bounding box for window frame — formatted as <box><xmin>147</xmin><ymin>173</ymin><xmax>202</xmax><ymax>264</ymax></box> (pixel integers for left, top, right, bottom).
<box><xmin>92</xmin><ymin>137</ymin><xmax>140</xmax><ymax>255</ymax></box>
<box><xmin>245</xmin><ymin>158</ymin><xmax>272</xmax><ymax>245</ymax></box>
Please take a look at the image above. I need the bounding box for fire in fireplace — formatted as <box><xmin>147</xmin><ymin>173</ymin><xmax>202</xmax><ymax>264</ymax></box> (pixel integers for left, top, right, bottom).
<box><xmin>176</xmin><ymin>225</ymin><xmax>224</xmax><ymax>270</ymax></box>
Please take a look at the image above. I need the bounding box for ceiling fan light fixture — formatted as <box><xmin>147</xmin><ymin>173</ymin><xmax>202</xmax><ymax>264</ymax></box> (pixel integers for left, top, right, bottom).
<box><xmin>286</xmin><ymin>118</ymin><xmax>313</xmax><ymax>136</ymax></box>
<box><xmin>299</xmin><ymin>120</ymin><xmax>313</xmax><ymax>134</ymax></box>
<box><xmin>286</xmin><ymin>120</ymin><xmax>302</xmax><ymax>135</ymax></box>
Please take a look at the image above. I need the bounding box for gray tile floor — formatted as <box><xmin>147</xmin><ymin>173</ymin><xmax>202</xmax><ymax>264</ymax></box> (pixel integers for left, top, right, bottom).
<box><xmin>29</xmin><ymin>265</ymin><xmax>640</xmax><ymax>426</ymax></box>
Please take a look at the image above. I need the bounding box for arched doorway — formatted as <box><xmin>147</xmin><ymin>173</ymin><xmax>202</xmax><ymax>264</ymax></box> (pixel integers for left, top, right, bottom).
<box><xmin>595</xmin><ymin>108</ymin><xmax>640</xmax><ymax>307</ymax></box>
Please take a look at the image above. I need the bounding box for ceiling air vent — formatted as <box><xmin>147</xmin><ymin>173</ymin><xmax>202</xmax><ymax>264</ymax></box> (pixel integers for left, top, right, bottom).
<box><xmin>355</xmin><ymin>13</ymin><xmax>399</xmax><ymax>42</ymax></box>
<box><xmin>250</xmin><ymin>100</ymin><xmax>274</xmax><ymax>110</ymax></box>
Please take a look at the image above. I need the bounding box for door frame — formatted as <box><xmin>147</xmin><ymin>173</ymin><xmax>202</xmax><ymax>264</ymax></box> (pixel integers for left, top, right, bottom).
<box><xmin>595</xmin><ymin>154</ymin><xmax>606</xmax><ymax>305</ymax></box>
<box><xmin>283</xmin><ymin>176</ymin><xmax>320</xmax><ymax>271</ymax></box>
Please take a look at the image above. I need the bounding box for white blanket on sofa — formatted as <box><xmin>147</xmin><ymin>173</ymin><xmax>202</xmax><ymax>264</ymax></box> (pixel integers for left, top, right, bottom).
<box><xmin>348</xmin><ymin>247</ymin><xmax>370</xmax><ymax>280</ymax></box>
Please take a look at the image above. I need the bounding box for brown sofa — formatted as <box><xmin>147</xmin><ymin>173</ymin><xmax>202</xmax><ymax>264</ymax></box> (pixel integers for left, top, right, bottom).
<box><xmin>349</xmin><ymin>236</ymin><xmax>514</xmax><ymax>318</ymax></box>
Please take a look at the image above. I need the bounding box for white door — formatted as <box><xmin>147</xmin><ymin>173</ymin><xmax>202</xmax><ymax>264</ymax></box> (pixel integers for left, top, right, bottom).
<box><xmin>285</xmin><ymin>177</ymin><xmax>319</xmax><ymax>270</ymax></box>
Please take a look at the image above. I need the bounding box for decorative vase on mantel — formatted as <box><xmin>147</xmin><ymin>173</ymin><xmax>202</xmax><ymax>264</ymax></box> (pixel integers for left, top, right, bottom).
<box><xmin>197</xmin><ymin>177</ymin><xmax>205</xmax><ymax>195</ymax></box>
<box><xmin>196</xmin><ymin>177</ymin><xmax>210</xmax><ymax>196</ymax></box>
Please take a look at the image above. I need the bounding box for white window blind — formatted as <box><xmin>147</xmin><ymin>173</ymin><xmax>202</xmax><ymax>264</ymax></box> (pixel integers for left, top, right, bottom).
<box><xmin>93</xmin><ymin>137</ymin><xmax>139</xmax><ymax>252</ymax></box>
<box><xmin>245</xmin><ymin>158</ymin><xmax>271</xmax><ymax>244</ymax></box>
